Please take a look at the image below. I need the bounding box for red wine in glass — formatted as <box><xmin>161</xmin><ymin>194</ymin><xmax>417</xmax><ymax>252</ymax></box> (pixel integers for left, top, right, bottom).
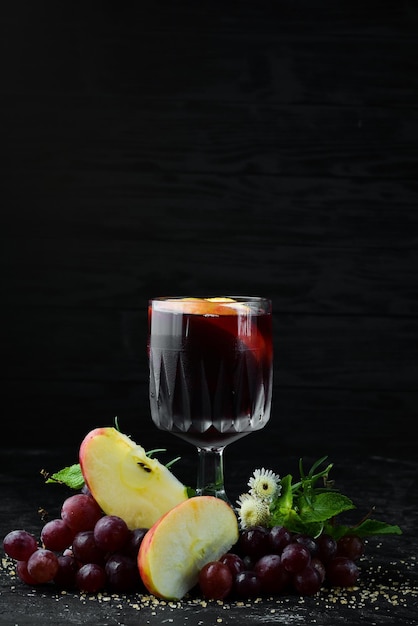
<box><xmin>148</xmin><ymin>296</ymin><xmax>273</xmax><ymax>501</ymax></box>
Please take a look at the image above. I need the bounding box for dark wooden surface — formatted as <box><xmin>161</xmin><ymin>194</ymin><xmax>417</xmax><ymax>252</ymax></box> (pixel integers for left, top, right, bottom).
<box><xmin>1</xmin><ymin>1</ymin><xmax>418</xmax><ymax>623</ymax></box>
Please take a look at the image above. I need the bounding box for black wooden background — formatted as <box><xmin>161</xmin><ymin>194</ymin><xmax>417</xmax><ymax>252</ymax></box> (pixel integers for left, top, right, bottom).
<box><xmin>1</xmin><ymin>1</ymin><xmax>417</xmax><ymax>473</ymax></box>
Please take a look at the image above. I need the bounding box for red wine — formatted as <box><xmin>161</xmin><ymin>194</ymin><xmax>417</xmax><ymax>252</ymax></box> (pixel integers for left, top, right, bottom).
<box><xmin>148</xmin><ymin>297</ymin><xmax>273</xmax><ymax>448</ymax></box>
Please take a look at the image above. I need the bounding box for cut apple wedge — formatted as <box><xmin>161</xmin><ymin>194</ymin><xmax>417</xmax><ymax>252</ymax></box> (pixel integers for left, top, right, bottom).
<box><xmin>79</xmin><ymin>427</ymin><xmax>188</xmax><ymax>529</ymax></box>
<box><xmin>138</xmin><ymin>496</ymin><xmax>239</xmax><ymax>600</ymax></box>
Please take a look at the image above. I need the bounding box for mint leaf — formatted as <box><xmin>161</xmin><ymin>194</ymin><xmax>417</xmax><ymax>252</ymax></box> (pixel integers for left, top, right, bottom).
<box><xmin>278</xmin><ymin>474</ymin><xmax>294</xmax><ymax>509</ymax></box>
<box><xmin>355</xmin><ymin>519</ymin><xmax>402</xmax><ymax>536</ymax></box>
<box><xmin>325</xmin><ymin>518</ymin><xmax>403</xmax><ymax>540</ymax></box>
<box><xmin>298</xmin><ymin>491</ymin><xmax>355</xmax><ymax>523</ymax></box>
<box><xmin>45</xmin><ymin>464</ymin><xmax>85</xmax><ymax>490</ymax></box>
<box><xmin>350</xmin><ymin>519</ymin><xmax>402</xmax><ymax>539</ymax></box>
<box><xmin>269</xmin><ymin>507</ymin><xmax>306</xmax><ymax>534</ymax></box>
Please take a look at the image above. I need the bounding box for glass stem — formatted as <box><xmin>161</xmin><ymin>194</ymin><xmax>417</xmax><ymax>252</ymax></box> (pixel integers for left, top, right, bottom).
<box><xmin>196</xmin><ymin>446</ymin><xmax>229</xmax><ymax>502</ymax></box>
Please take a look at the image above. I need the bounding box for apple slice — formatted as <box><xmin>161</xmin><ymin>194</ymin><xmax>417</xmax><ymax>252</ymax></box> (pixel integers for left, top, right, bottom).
<box><xmin>79</xmin><ymin>427</ymin><xmax>188</xmax><ymax>529</ymax></box>
<box><xmin>138</xmin><ymin>496</ymin><xmax>239</xmax><ymax>600</ymax></box>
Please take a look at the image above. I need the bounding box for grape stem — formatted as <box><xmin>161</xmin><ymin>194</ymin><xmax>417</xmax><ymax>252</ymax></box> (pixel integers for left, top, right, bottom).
<box><xmin>351</xmin><ymin>506</ymin><xmax>376</xmax><ymax>529</ymax></box>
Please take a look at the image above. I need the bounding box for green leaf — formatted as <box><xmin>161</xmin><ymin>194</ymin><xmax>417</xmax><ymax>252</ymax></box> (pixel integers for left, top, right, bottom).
<box><xmin>300</xmin><ymin>521</ymin><xmax>325</xmax><ymax>538</ymax></box>
<box><xmin>45</xmin><ymin>464</ymin><xmax>85</xmax><ymax>490</ymax></box>
<box><xmin>351</xmin><ymin>519</ymin><xmax>402</xmax><ymax>538</ymax></box>
<box><xmin>278</xmin><ymin>474</ymin><xmax>293</xmax><ymax>509</ymax></box>
<box><xmin>324</xmin><ymin>518</ymin><xmax>403</xmax><ymax>540</ymax></box>
<box><xmin>298</xmin><ymin>491</ymin><xmax>355</xmax><ymax>523</ymax></box>
<box><xmin>270</xmin><ymin>507</ymin><xmax>306</xmax><ymax>533</ymax></box>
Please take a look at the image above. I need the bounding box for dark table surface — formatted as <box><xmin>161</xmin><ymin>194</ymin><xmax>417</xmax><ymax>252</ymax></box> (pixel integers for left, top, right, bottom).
<box><xmin>1</xmin><ymin>438</ymin><xmax>417</xmax><ymax>626</ymax></box>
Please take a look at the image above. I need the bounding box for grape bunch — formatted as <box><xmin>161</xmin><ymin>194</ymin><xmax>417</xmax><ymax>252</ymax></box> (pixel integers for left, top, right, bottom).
<box><xmin>3</xmin><ymin>491</ymin><xmax>365</xmax><ymax>600</ymax></box>
<box><xmin>198</xmin><ymin>525</ymin><xmax>364</xmax><ymax>600</ymax></box>
<box><xmin>3</xmin><ymin>492</ymin><xmax>148</xmax><ymax>593</ymax></box>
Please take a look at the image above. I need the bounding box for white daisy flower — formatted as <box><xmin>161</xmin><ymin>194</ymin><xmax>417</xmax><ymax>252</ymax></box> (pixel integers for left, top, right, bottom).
<box><xmin>248</xmin><ymin>467</ymin><xmax>281</xmax><ymax>501</ymax></box>
<box><xmin>236</xmin><ymin>493</ymin><xmax>270</xmax><ymax>529</ymax></box>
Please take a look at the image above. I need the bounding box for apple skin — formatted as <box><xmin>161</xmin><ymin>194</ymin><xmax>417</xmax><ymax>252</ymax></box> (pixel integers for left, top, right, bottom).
<box><xmin>138</xmin><ymin>496</ymin><xmax>239</xmax><ymax>600</ymax></box>
<box><xmin>79</xmin><ymin>427</ymin><xmax>188</xmax><ymax>530</ymax></box>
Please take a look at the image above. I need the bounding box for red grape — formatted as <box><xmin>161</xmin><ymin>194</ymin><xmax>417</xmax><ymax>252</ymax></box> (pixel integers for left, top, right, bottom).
<box><xmin>3</xmin><ymin>530</ymin><xmax>38</xmax><ymax>561</ymax></box>
<box><xmin>238</xmin><ymin>526</ymin><xmax>270</xmax><ymax>560</ymax></box>
<box><xmin>233</xmin><ymin>570</ymin><xmax>262</xmax><ymax>599</ymax></box>
<box><xmin>326</xmin><ymin>556</ymin><xmax>360</xmax><ymax>587</ymax></box>
<box><xmin>281</xmin><ymin>543</ymin><xmax>311</xmax><ymax>574</ymax></box>
<box><xmin>294</xmin><ymin>533</ymin><xmax>319</xmax><ymax>557</ymax></box>
<box><xmin>316</xmin><ymin>533</ymin><xmax>337</xmax><ymax>563</ymax></box>
<box><xmin>61</xmin><ymin>494</ymin><xmax>102</xmax><ymax>532</ymax></box>
<box><xmin>53</xmin><ymin>554</ymin><xmax>78</xmax><ymax>589</ymax></box>
<box><xmin>219</xmin><ymin>552</ymin><xmax>246</xmax><ymax>576</ymax></box>
<box><xmin>105</xmin><ymin>554</ymin><xmax>142</xmax><ymax>592</ymax></box>
<box><xmin>198</xmin><ymin>561</ymin><xmax>233</xmax><ymax>600</ymax></box>
<box><xmin>268</xmin><ymin>526</ymin><xmax>292</xmax><ymax>554</ymax></box>
<box><xmin>16</xmin><ymin>560</ymin><xmax>40</xmax><ymax>585</ymax></box>
<box><xmin>75</xmin><ymin>563</ymin><xmax>106</xmax><ymax>593</ymax></box>
<box><xmin>293</xmin><ymin>564</ymin><xmax>322</xmax><ymax>595</ymax></box>
<box><xmin>311</xmin><ymin>557</ymin><xmax>326</xmax><ymax>583</ymax></box>
<box><xmin>41</xmin><ymin>518</ymin><xmax>75</xmax><ymax>552</ymax></box>
<box><xmin>27</xmin><ymin>548</ymin><xmax>59</xmax><ymax>583</ymax></box>
<box><xmin>72</xmin><ymin>530</ymin><xmax>106</xmax><ymax>565</ymax></box>
<box><xmin>121</xmin><ymin>528</ymin><xmax>148</xmax><ymax>559</ymax></box>
<box><xmin>94</xmin><ymin>515</ymin><xmax>129</xmax><ymax>553</ymax></box>
<box><xmin>337</xmin><ymin>534</ymin><xmax>365</xmax><ymax>561</ymax></box>
<box><xmin>254</xmin><ymin>553</ymin><xmax>290</xmax><ymax>594</ymax></box>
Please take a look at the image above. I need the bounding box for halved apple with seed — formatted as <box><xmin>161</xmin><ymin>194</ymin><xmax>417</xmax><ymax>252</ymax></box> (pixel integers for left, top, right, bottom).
<box><xmin>138</xmin><ymin>496</ymin><xmax>239</xmax><ymax>600</ymax></box>
<box><xmin>79</xmin><ymin>427</ymin><xmax>188</xmax><ymax>529</ymax></box>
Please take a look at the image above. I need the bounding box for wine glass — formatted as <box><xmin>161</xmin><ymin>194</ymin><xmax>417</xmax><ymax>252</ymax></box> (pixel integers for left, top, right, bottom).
<box><xmin>147</xmin><ymin>296</ymin><xmax>273</xmax><ymax>502</ymax></box>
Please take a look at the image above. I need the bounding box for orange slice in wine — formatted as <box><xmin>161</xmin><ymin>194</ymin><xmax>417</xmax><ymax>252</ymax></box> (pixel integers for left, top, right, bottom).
<box><xmin>155</xmin><ymin>297</ymin><xmax>248</xmax><ymax>316</ymax></box>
